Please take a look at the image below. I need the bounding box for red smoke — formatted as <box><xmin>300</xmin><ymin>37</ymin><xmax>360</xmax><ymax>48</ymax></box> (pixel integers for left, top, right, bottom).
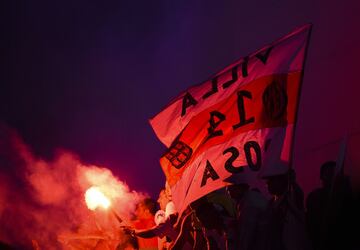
<box><xmin>0</xmin><ymin>124</ymin><xmax>145</xmax><ymax>249</ymax></box>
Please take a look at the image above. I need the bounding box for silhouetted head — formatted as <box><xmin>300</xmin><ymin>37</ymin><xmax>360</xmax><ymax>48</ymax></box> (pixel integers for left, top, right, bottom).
<box><xmin>157</xmin><ymin>188</ymin><xmax>168</xmax><ymax>210</ymax></box>
<box><xmin>226</xmin><ymin>183</ymin><xmax>250</xmax><ymax>201</ymax></box>
<box><xmin>320</xmin><ymin>161</ymin><xmax>336</xmax><ymax>189</ymax></box>
<box><xmin>224</xmin><ymin>174</ymin><xmax>250</xmax><ymax>201</ymax></box>
<box><xmin>135</xmin><ymin>198</ymin><xmax>158</xmax><ymax>219</ymax></box>
<box><xmin>264</xmin><ymin>173</ymin><xmax>288</xmax><ymax>197</ymax></box>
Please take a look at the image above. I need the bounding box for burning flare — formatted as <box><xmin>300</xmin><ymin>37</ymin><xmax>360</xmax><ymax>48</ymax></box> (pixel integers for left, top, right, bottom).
<box><xmin>85</xmin><ymin>186</ymin><xmax>110</xmax><ymax>210</ymax></box>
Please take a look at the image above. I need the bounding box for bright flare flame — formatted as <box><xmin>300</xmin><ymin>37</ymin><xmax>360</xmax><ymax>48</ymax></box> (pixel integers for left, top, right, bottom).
<box><xmin>85</xmin><ymin>186</ymin><xmax>111</xmax><ymax>210</ymax></box>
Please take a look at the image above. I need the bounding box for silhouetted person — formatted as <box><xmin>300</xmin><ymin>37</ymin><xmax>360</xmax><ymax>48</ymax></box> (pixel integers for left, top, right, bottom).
<box><xmin>131</xmin><ymin>198</ymin><xmax>159</xmax><ymax>250</ymax></box>
<box><xmin>168</xmin><ymin>207</ymin><xmax>201</xmax><ymax>250</ymax></box>
<box><xmin>306</xmin><ymin>161</ymin><xmax>335</xmax><ymax>250</ymax></box>
<box><xmin>124</xmin><ymin>188</ymin><xmax>179</xmax><ymax>250</ymax></box>
<box><xmin>192</xmin><ymin>197</ymin><xmax>230</xmax><ymax>250</ymax></box>
<box><xmin>263</xmin><ymin>169</ymin><xmax>311</xmax><ymax>250</ymax></box>
<box><xmin>306</xmin><ymin>161</ymin><xmax>354</xmax><ymax>250</ymax></box>
<box><xmin>224</xmin><ymin>176</ymin><xmax>267</xmax><ymax>250</ymax></box>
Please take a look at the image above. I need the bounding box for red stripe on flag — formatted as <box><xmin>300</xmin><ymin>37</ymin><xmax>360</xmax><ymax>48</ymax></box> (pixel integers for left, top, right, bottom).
<box><xmin>161</xmin><ymin>72</ymin><xmax>301</xmax><ymax>186</ymax></box>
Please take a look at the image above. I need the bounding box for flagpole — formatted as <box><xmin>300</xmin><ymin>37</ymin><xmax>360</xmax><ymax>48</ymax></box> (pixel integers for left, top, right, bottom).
<box><xmin>288</xmin><ymin>23</ymin><xmax>313</xmax><ymax>169</ymax></box>
<box><xmin>288</xmin><ymin>24</ymin><xmax>313</xmax><ymax>194</ymax></box>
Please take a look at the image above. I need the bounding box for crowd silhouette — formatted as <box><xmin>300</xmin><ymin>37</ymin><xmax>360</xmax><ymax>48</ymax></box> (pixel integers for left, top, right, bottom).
<box><xmin>121</xmin><ymin>161</ymin><xmax>358</xmax><ymax>250</ymax></box>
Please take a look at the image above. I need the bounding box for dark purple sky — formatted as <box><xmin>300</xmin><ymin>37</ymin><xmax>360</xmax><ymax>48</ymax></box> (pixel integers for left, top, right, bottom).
<box><xmin>2</xmin><ymin>0</ymin><xmax>360</xmax><ymax>197</ymax></box>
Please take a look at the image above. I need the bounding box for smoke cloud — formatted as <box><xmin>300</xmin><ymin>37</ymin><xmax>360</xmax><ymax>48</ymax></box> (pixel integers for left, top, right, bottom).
<box><xmin>0</xmin><ymin>124</ymin><xmax>146</xmax><ymax>249</ymax></box>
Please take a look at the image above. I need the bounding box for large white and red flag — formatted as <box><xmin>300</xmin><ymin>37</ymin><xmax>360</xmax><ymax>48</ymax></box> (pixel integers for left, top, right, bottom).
<box><xmin>150</xmin><ymin>24</ymin><xmax>312</xmax><ymax>213</ymax></box>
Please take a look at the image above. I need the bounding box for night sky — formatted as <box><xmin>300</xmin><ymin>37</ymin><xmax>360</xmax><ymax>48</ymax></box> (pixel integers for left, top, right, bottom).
<box><xmin>2</xmin><ymin>0</ymin><xmax>360</xmax><ymax>198</ymax></box>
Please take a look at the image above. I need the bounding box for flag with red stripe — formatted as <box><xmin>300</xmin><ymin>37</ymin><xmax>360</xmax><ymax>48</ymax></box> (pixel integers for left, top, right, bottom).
<box><xmin>150</xmin><ymin>24</ymin><xmax>312</xmax><ymax>213</ymax></box>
